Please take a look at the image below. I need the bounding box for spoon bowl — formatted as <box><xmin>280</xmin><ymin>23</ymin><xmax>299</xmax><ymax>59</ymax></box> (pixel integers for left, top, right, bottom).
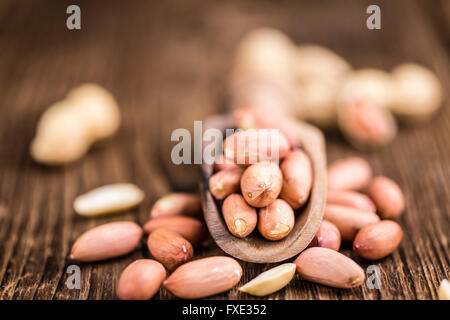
<box><xmin>199</xmin><ymin>114</ymin><xmax>327</xmax><ymax>263</ymax></box>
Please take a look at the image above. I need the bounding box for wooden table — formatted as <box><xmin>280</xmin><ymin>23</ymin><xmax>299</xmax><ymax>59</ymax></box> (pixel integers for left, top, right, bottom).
<box><xmin>0</xmin><ymin>0</ymin><xmax>448</xmax><ymax>300</ymax></box>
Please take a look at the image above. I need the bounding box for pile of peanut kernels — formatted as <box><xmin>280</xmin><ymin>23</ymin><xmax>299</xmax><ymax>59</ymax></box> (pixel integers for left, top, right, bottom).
<box><xmin>30</xmin><ymin>28</ymin><xmax>449</xmax><ymax>299</ymax></box>
<box><xmin>72</xmin><ymin>190</ymin><xmax>239</xmax><ymax>300</ymax></box>
<box><xmin>208</xmin><ymin>107</ymin><xmax>405</xmax><ymax>289</ymax></box>
<box><xmin>68</xmin><ymin>124</ymin><xmax>405</xmax><ymax>299</ymax></box>
<box><xmin>209</xmin><ymin>128</ymin><xmax>312</xmax><ymax>241</ymax></box>
<box><xmin>36</xmin><ymin>86</ymin><xmax>448</xmax><ymax>299</ymax></box>
<box><xmin>69</xmin><ymin>156</ymin><xmax>449</xmax><ymax>299</ymax></box>
<box><xmin>227</xmin><ymin>28</ymin><xmax>444</xmax><ymax>151</ymax></box>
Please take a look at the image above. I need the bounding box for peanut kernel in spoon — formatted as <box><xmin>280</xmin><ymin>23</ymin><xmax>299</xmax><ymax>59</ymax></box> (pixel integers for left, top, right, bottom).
<box><xmin>222</xmin><ymin>194</ymin><xmax>257</xmax><ymax>239</ymax></box>
<box><xmin>258</xmin><ymin>199</ymin><xmax>294</xmax><ymax>240</ymax></box>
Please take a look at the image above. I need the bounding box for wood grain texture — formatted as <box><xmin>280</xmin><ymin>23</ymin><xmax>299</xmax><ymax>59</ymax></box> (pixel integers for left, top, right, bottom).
<box><xmin>0</xmin><ymin>0</ymin><xmax>448</xmax><ymax>300</ymax></box>
<box><xmin>200</xmin><ymin>115</ymin><xmax>327</xmax><ymax>263</ymax></box>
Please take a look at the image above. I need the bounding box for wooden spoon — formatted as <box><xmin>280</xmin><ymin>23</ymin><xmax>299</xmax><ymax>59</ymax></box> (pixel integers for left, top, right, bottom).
<box><xmin>199</xmin><ymin>114</ymin><xmax>327</xmax><ymax>263</ymax></box>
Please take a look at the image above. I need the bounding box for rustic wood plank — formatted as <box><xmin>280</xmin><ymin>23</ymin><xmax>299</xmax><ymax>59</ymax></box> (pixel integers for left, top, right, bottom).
<box><xmin>0</xmin><ymin>0</ymin><xmax>448</xmax><ymax>300</ymax></box>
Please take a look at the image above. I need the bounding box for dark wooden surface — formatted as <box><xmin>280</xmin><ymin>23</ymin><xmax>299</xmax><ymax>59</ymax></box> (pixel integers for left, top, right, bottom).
<box><xmin>0</xmin><ymin>0</ymin><xmax>448</xmax><ymax>300</ymax></box>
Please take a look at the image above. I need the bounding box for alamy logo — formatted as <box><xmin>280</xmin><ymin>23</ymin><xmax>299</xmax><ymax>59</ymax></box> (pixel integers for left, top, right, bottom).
<box><xmin>66</xmin><ymin>5</ymin><xmax>81</xmax><ymax>30</ymax></box>
<box><xmin>65</xmin><ymin>265</ymin><xmax>81</xmax><ymax>289</ymax></box>
<box><xmin>366</xmin><ymin>265</ymin><xmax>382</xmax><ymax>289</ymax></box>
<box><xmin>366</xmin><ymin>5</ymin><xmax>381</xmax><ymax>30</ymax></box>
<box><xmin>171</xmin><ymin>121</ymin><xmax>283</xmax><ymax>165</ymax></box>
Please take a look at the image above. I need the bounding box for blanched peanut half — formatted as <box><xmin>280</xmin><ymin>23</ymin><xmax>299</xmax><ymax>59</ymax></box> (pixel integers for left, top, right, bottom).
<box><xmin>232</xmin><ymin>107</ymin><xmax>301</xmax><ymax>147</ymax></box>
<box><xmin>326</xmin><ymin>189</ymin><xmax>376</xmax><ymax>212</ymax></box>
<box><xmin>31</xmin><ymin>84</ymin><xmax>121</xmax><ymax>165</ymax></box>
<box><xmin>223</xmin><ymin>129</ymin><xmax>290</xmax><ymax>165</ymax></box>
<box><xmin>327</xmin><ymin>157</ymin><xmax>373</xmax><ymax>191</ymax></box>
<box><xmin>30</xmin><ymin>102</ymin><xmax>93</xmax><ymax>165</ymax></box>
<box><xmin>163</xmin><ymin>256</ymin><xmax>243</xmax><ymax>299</ymax></box>
<box><xmin>71</xmin><ymin>221</ymin><xmax>143</xmax><ymax>262</ymax></box>
<box><xmin>337</xmin><ymin>100</ymin><xmax>397</xmax><ymax>150</ymax></box>
<box><xmin>337</xmin><ymin>68</ymin><xmax>395</xmax><ymax>110</ymax></box>
<box><xmin>299</xmin><ymin>78</ymin><xmax>340</xmax><ymax>129</ymax></box>
<box><xmin>353</xmin><ymin>220</ymin><xmax>403</xmax><ymax>260</ymax></box>
<box><xmin>227</xmin><ymin>72</ymin><xmax>299</xmax><ymax>119</ymax></box>
<box><xmin>150</xmin><ymin>193</ymin><xmax>201</xmax><ymax>219</ymax></box>
<box><xmin>117</xmin><ymin>259</ymin><xmax>166</xmax><ymax>300</ymax></box>
<box><xmin>258</xmin><ymin>199</ymin><xmax>295</xmax><ymax>240</ymax></box>
<box><xmin>308</xmin><ymin>220</ymin><xmax>341</xmax><ymax>251</ymax></box>
<box><xmin>74</xmin><ymin>183</ymin><xmax>144</xmax><ymax>217</ymax></box>
<box><xmin>66</xmin><ymin>83</ymin><xmax>121</xmax><ymax>141</ymax></box>
<box><xmin>324</xmin><ymin>205</ymin><xmax>380</xmax><ymax>241</ymax></box>
<box><xmin>391</xmin><ymin>63</ymin><xmax>443</xmax><ymax>124</ymax></box>
<box><xmin>241</xmin><ymin>161</ymin><xmax>283</xmax><ymax>208</ymax></box>
<box><xmin>368</xmin><ymin>176</ymin><xmax>405</xmax><ymax>219</ymax></box>
<box><xmin>280</xmin><ymin>149</ymin><xmax>313</xmax><ymax>209</ymax></box>
<box><xmin>233</xmin><ymin>27</ymin><xmax>295</xmax><ymax>77</ymax></box>
<box><xmin>439</xmin><ymin>279</ymin><xmax>450</xmax><ymax>300</ymax></box>
<box><xmin>293</xmin><ymin>44</ymin><xmax>351</xmax><ymax>84</ymax></box>
<box><xmin>209</xmin><ymin>167</ymin><xmax>243</xmax><ymax>200</ymax></box>
<box><xmin>239</xmin><ymin>263</ymin><xmax>296</xmax><ymax>296</ymax></box>
<box><xmin>143</xmin><ymin>216</ymin><xmax>207</xmax><ymax>246</ymax></box>
<box><xmin>294</xmin><ymin>247</ymin><xmax>365</xmax><ymax>288</ymax></box>
<box><xmin>214</xmin><ymin>154</ymin><xmax>239</xmax><ymax>172</ymax></box>
<box><xmin>147</xmin><ymin>228</ymin><xmax>193</xmax><ymax>271</ymax></box>
<box><xmin>292</xmin><ymin>44</ymin><xmax>351</xmax><ymax>128</ymax></box>
<box><xmin>222</xmin><ymin>194</ymin><xmax>257</xmax><ymax>238</ymax></box>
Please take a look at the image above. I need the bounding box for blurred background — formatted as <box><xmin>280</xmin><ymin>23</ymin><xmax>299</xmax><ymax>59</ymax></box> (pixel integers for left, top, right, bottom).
<box><xmin>0</xmin><ymin>0</ymin><xmax>448</xmax><ymax>299</ymax></box>
<box><xmin>0</xmin><ymin>0</ymin><xmax>447</xmax><ymax>189</ymax></box>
